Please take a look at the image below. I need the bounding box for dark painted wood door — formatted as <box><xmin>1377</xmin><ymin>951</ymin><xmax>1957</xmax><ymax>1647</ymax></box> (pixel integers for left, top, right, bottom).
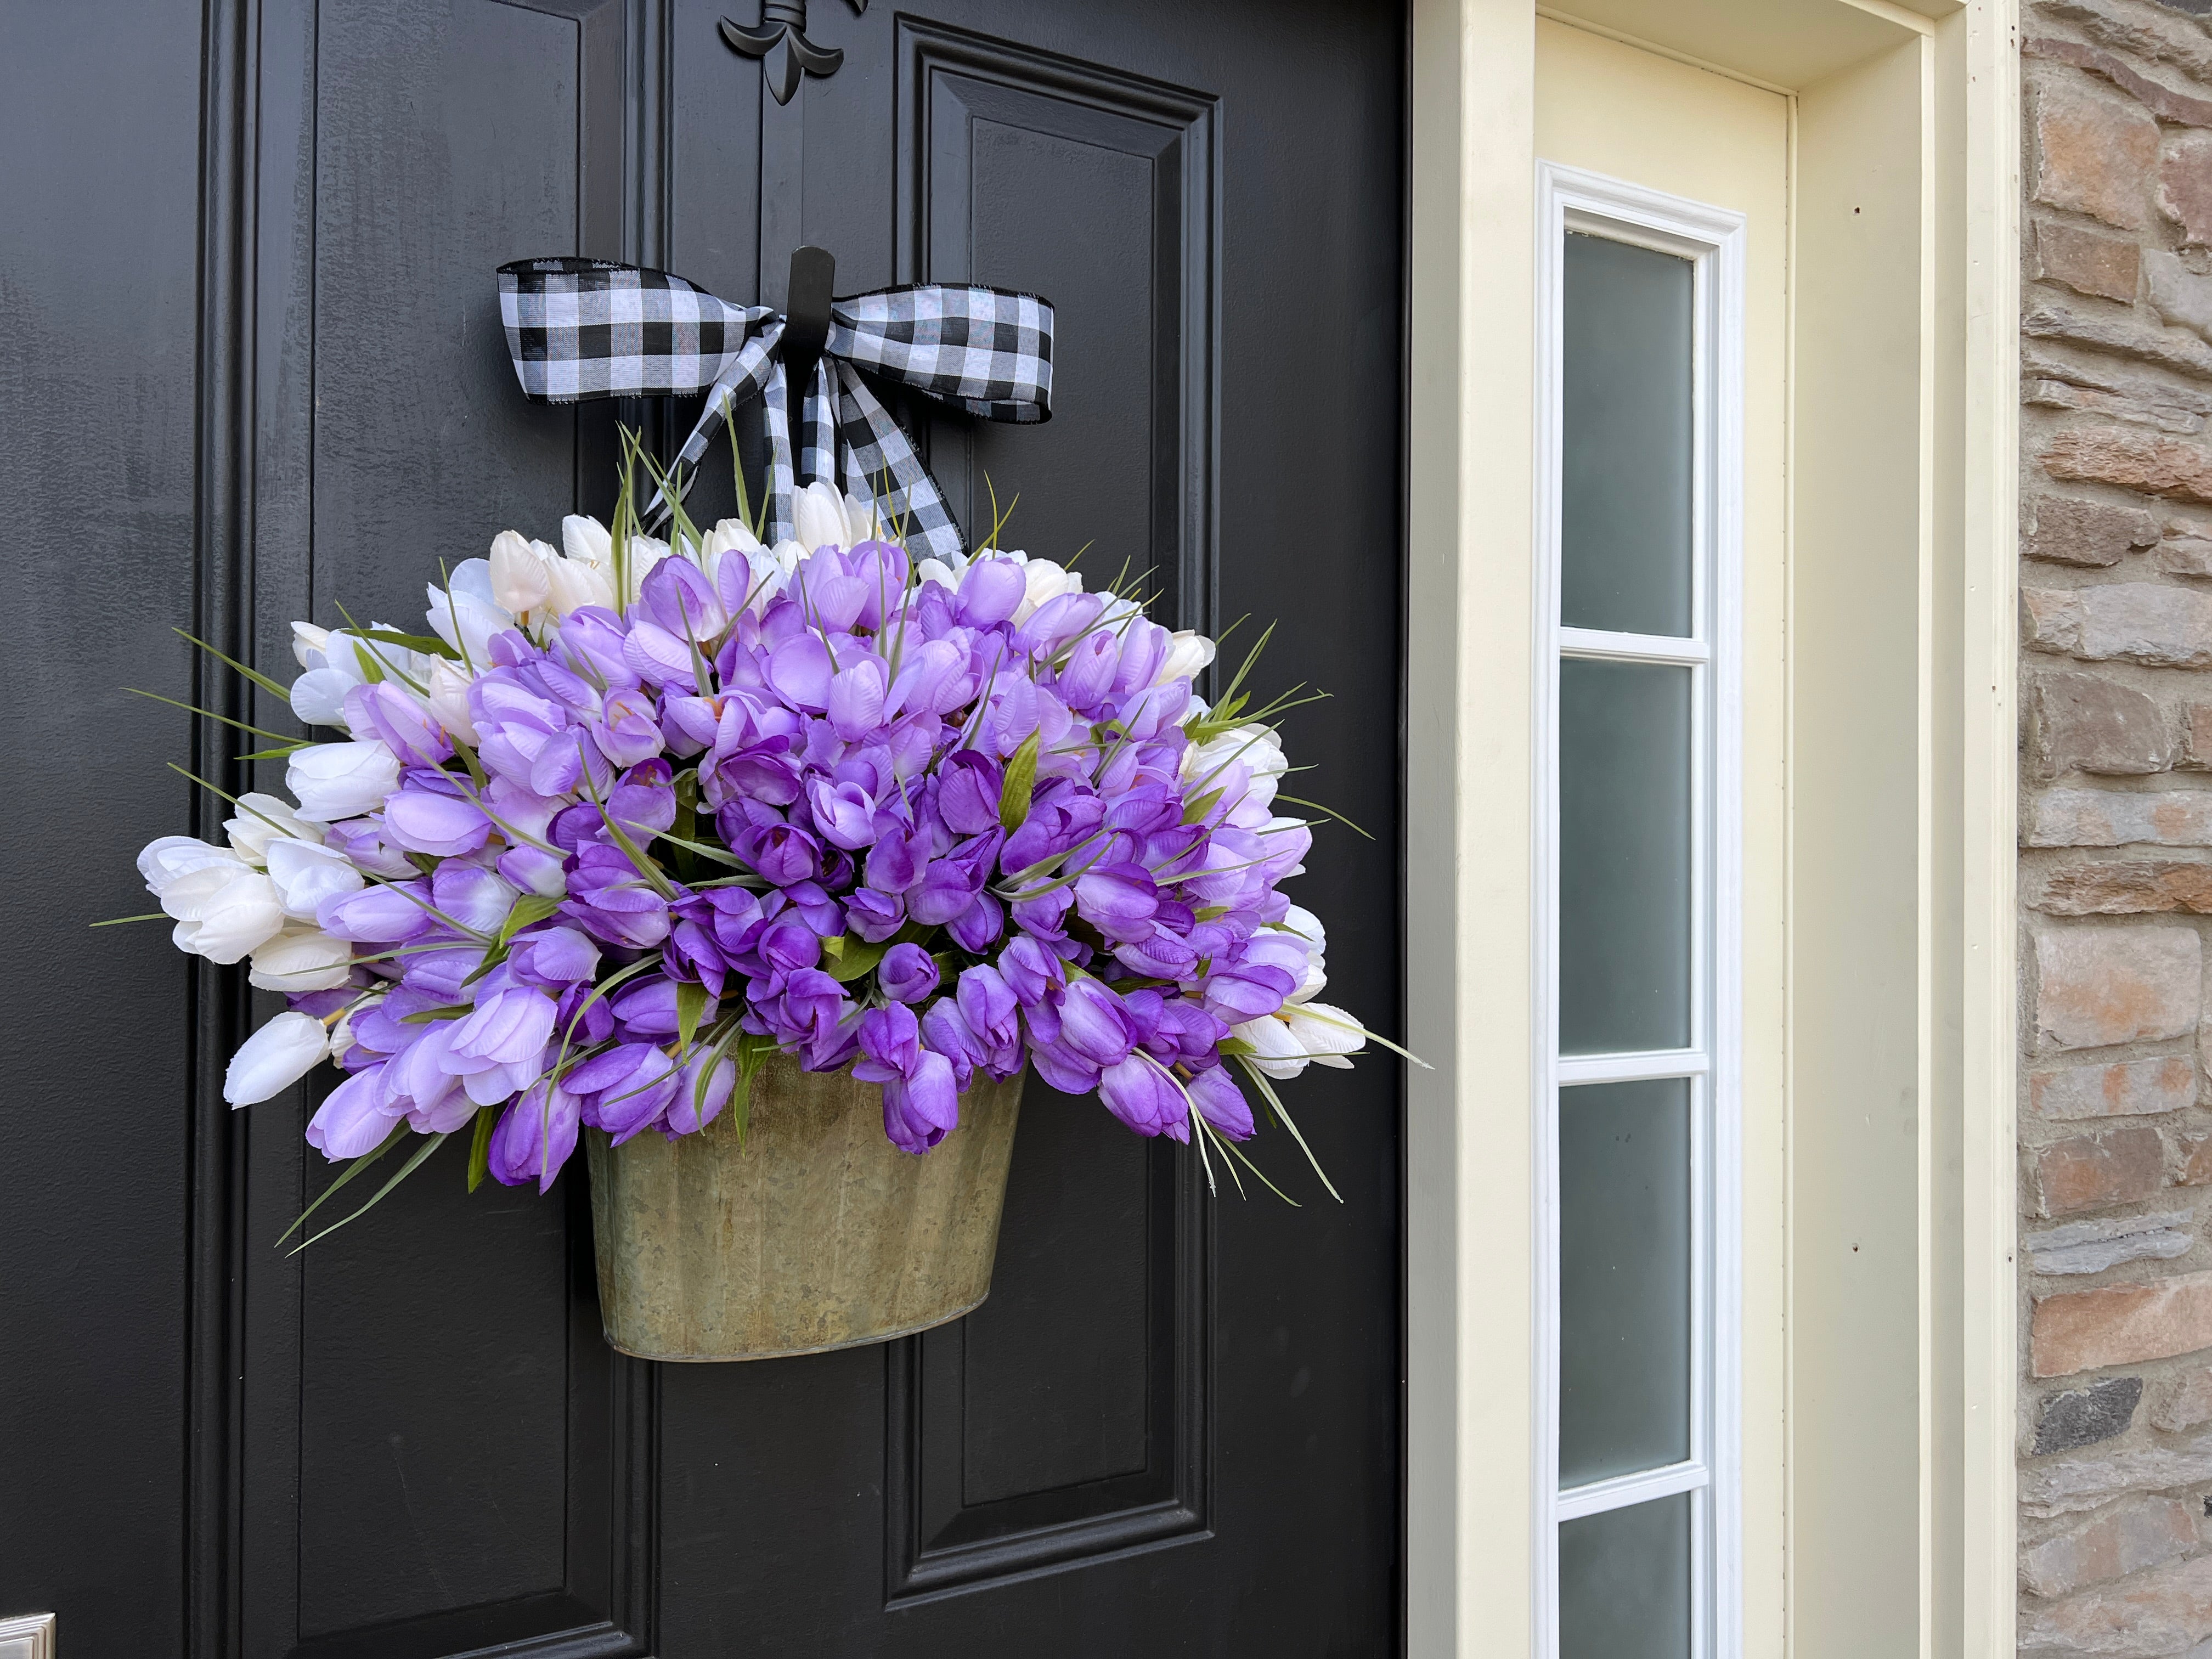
<box><xmin>0</xmin><ymin>3</ymin><xmax>1403</xmax><ymax>1655</ymax></box>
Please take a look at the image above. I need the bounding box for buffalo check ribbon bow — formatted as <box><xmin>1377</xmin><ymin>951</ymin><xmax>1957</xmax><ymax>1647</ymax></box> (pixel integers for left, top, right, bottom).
<box><xmin>495</xmin><ymin>256</ymin><xmax>1053</xmax><ymax>562</ymax></box>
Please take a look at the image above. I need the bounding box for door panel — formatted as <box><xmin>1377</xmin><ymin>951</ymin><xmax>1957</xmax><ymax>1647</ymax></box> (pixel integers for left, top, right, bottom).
<box><xmin>0</xmin><ymin>3</ymin><xmax>1403</xmax><ymax>1655</ymax></box>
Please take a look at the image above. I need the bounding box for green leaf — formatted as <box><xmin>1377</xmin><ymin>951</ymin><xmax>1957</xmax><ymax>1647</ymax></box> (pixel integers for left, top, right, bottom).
<box><xmin>174</xmin><ymin>629</ymin><xmax>290</xmax><ymax>700</ymax></box>
<box><xmin>275</xmin><ymin>1122</ymin><xmax>410</xmax><ymax>1246</ymax></box>
<box><xmin>288</xmin><ymin>1131</ymin><xmax>451</xmax><ymax>1254</ymax></box>
<box><xmin>361</xmin><ymin>627</ymin><xmax>462</xmax><ymax>661</ymax></box>
<box><xmin>497</xmin><ymin>892</ymin><xmax>563</xmax><ymax>946</ymax></box>
<box><xmin>820</xmin><ymin>934</ymin><xmax>846</xmax><ymax>962</ymax></box>
<box><xmin>233</xmin><ymin>742</ymin><xmax>313</xmax><ymax>761</ymax></box>
<box><xmin>824</xmin><ymin>935</ymin><xmax>888</xmax><ymax>983</ymax></box>
<box><xmin>400</xmin><ymin>1003</ymin><xmax>477</xmax><ymax>1024</ymax></box>
<box><xmin>466</xmin><ymin>1104</ymin><xmax>499</xmax><ymax>1193</ymax></box>
<box><xmin>998</xmin><ymin>730</ymin><xmax>1041</xmax><ymax>833</ymax></box>
<box><xmin>675</xmin><ymin>980</ymin><xmax>710</xmax><ymax>1053</ymax></box>
<box><xmin>1180</xmin><ymin>785</ymin><xmax>1225</xmax><ymax>826</ymax></box>
<box><xmin>652</xmin><ymin>831</ymin><xmax>751</xmax><ymax>870</ymax></box>
<box><xmin>90</xmin><ymin>913</ymin><xmax>168</xmax><ymax>928</ymax></box>
<box><xmin>351</xmin><ymin>640</ymin><xmax>387</xmax><ymax>685</ymax></box>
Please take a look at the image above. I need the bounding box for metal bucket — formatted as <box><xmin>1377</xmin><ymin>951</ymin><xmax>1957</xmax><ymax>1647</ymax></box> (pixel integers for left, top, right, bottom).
<box><xmin>584</xmin><ymin>1055</ymin><xmax>1024</xmax><ymax>1361</ymax></box>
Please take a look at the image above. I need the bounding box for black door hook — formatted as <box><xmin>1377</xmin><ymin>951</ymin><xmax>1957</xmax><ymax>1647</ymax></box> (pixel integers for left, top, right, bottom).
<box><xmin>781</xmin><ymin>245</ymin><xmax>836</xmax><ymax>394</ymax></box>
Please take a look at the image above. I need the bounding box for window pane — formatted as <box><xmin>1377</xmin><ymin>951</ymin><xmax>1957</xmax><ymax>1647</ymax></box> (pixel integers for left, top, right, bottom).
<box><xmin>1559</xmin><ymin>1078</ymin><xmax>1692</xmax><ymax>1486</ymax></box>
<box><xmin>1559</xmin><ymin>1494</ymin><xmax>1694</xmax><ymax>1659</ymax></box>
<box><xmin>1559</xmin><ymin>658</ymin><xmax>1692</xmax><ymax>1055</ymax></box>
<box><xmin>1561</xmin><ymin>232</ymin><xmax>1694</xmax><ymax>637</ymax></box>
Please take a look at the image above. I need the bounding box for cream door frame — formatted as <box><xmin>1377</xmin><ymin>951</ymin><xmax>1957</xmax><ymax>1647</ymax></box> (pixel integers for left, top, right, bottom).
<box><xmin>1403</xmin><ymin>1</ymin><xmax>2021</xmax><ymax>1654</ymax></box>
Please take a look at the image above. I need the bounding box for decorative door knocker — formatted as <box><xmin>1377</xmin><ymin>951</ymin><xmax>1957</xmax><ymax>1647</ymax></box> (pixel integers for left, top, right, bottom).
<box><xmin>720</xmin><ymin>0</ymin><xmax>867</xmax><ymax>105</ymax></box>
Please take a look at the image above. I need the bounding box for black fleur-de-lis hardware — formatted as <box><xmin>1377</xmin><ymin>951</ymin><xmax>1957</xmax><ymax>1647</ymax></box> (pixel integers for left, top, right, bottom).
<box><xmin>720</xmin><ymin>0</ymin><xmax>867</xmax><ymax>106</ymax></box>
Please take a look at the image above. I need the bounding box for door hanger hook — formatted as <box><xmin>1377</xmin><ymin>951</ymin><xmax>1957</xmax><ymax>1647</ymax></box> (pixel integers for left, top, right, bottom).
<box><xmin>781</xmin><ymin>245</ymin><xmax>837</xmax><ymax>396</ymax></box>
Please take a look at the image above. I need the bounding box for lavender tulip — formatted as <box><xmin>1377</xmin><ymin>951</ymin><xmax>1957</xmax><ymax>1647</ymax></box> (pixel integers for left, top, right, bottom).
<box><xmin>1097</xmin><ymin>1054</ymin><xmax>1190</xmax><ymax>1142</ymax></box>
<box><xmin>879</xmin><ymin>942</ymin><xmax>939</xmax><ymax>1004</ymax></box>
<box><xmin>489</xmin><ymin>1079</ymin><xmax>583</xmax><ymax>1193</ymax></box>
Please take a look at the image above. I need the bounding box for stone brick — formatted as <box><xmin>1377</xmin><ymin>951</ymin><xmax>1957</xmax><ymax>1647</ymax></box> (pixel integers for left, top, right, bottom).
<box><xmin>2019</xmin><ymin>1551</ymin><xmax>2212</xmax><ymax>1657</ymax></box>
<box><xmin>2035</xmin><ymin>1375</ymin><xmax>2148</xmax><ymax>1457</ymax></box>
<box><xmin>2034</xmin><ymin>1058</ymin><xmax>2199</xmax><ymax>1120</ymax></box>
<box><xmin>2029</xmin><ymin>495</ymin><xmax>2163</xmax><ymax>568</ymax></box>
<box><xmin>2164</xmin><ymin>536</ymin><xmax>2212</xmax><ymax>578</ymax></box>
<box><xmin>2022</xmin><ymin>1495</ymin><xmax>2197</xmax><ymax>1600</ymax></box>
<box><xmin>2188</xmin><ymin>703</ymin><xmax>2212</xmax><ymax>768</ymax></box>
<box><xmin>2027</xmin><ymin>1208</ymin><xmax>2196</xmax><ymax>1275</ymax></box>
<box><xmin>2035</xmin><ymin>1124</ymin><xmax>2170</xmax><ymax>1216</ymax></box>
<box><xmin>2180</xmin><ymin>1132</ymin><xmax>2212</xmax><ymax>1187</ymax></box>
<box><xmin>2025</xmin><ymin>348</ymin><xmax>2212</xmax><ymax>417</ymax></box>
<box><xmin>2154</xmin><ymin>1366</ymin><xmax>2212</xmax><ymax>1432</ymax></box>
<box><xmin>2026</xmin><ymin>586</ymin><xmax>2087</xmax><ymax>654</ymax></box>
<box><xmin>2038</xmin><ymin>0</ymin><xmax>2212</xmax><ymax>89</ymax></box>
<box><xmin>2028</xmin><ymin>580</ymin><xmax>2212</xmax><ymax>668</ymax></box>
<box><xmin>2029</xmin><ymin>673</ymin><xmax>2176</xmax><ymax>778</ymax></box>
<box><xmin>2150</xmin><ymin>250</ymin><xmax>2212</xmax><ymax>345</ymax></box>
<box><xmin>2021</xmin><ymin>1434</ymin><xmax>2212</xmax><ymax>1516</ymax></box>
<box><xmin>2035</xmin><ymin>216</ymin><xmax>2145</xmax><ymax>302</ymax></box>
<box><xmin>2169</xmin><ymin>131</ymin><xmax>2212</xmax><ymax>248</ymax></box>
<box><xmin>2036</xmin><ymin>926</ymin><xmax>2204</xmax><ymax>1049</ymax></box>
<box><xmin>2027</xmin><ymin>302</ymin><xmax>2212</xmax><ymax>382</ymax></box>
<box><xmin>2034</xmin><ymin>1270</ymin><xmax>2212</xmax><ymax>1376</ymax></box>
<box><xmin>2038</xmin><ymin>860</ymin><xmax>2212</xmax><ymax>914</ymax></box>
<box><xmin>2028</xmin><ymin>787</ymin><xmax>2212</xmax><ymax>847</ymax></box>
<box><xmin>2045</xmin><ymin>429</ymin><xmax>2212</xmax><ymax>510</ymax></box>
<box><xmin>2035</xmin><ymin>74</ymin><xmax>2160</xmax><ymax>230</ymax></box>
<box><xmin>2029</xmin><ymin>377</ymin><xmax>2209</xmax><ymax>435</ymax></box>
<box><xmin>2028</xmin><ymin>32</ymin><xmax>2212</xmax><ymax>129</ymax></box>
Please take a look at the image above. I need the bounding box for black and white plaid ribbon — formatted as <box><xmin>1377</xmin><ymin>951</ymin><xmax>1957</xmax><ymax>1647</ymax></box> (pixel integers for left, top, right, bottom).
<box><xmin>495</xmin><ymin>257</ymin><xmax>1052</xmax><ymax>561</ymax></box>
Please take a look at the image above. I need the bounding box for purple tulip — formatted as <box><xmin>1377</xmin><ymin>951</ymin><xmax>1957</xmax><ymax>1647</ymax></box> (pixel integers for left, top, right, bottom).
<box><xmin>431</xmin><ymin>860</ymin><xmax>520</xmax><ymax>935</ymax></box>
<box><xmin>936</xmin><ymin>750</ymin><xmax>1002</xmax><ymax>835</ymax></box>
<box><xmin>1054</xmin><ymin>978</ymin><xmax>1137</xmax><ymax>1069</ymax></box>
<box><xmin>319</xmin><ymin>881</ymin><xmax>437</xmax><ymax>944</ymax></box>
<box><xmin>1055</xmin><ymin>629</ymin><xmax>1120</xmax><ymax>712</ymax></box>
<box><xmin>1074</xmin><ymin>861</ymin><xmax>1160</xmax><ymax>944</ymax></box>
<box><xmin>639</xmin><ymin>551</ymin><xmax>729</xmax><ymax>640</ymax></box>
<box><xmin>882</xmin><ymin>1051</ymin><xmax>960</xmax><ymax>1154</ymax></box>
<box><xmin>956</xmin><ymin>556</ymin><xmax>1026</xmax><ymax>627</ymax></box>
<box><xmin>489</xmin><ymin>1079</ymin><xmax>583</xmax><ymax>1192</ymax></box>
<box><xmin>383</xmin><ymin>788</ymin><xmax>493</xmax><ymax>857</ymax></box>
<box><xmin>561</xmin><ymin>843</ymin><xmax>675</xmax><ymax>949</ymax></box>
<box><xmin>306</xmin><ymin>1064</ymin><xmax>398</xmax><ymax>1159</ymax></box>
<box><xmin>569</xmin><ymin>1043</ymin><xmax>682</xmax><ymax>1143</ymax></box>
<box><xmin>595</xmin><ymin>686</ymin><xmax>666</xmax><ymax>765</ymax></box>
<box><xmin>665</xmin><ymin>1049</ymin><xmax>735</xmax><ymax>1137</ymax></box>
<box><xmin>827</xmin><ymin>658</ymin><xmax>888</xmax><ymax>741</ymax></box>
<box><xmin>444</xmin><ymin>986</ymin><xmax>558</xmax><ymax>1070</ymax></box>
<box><xmin>1184</xmin><ymin>1064</ymin><xmax>1253</xmax><ymax>1140</ymax></box>
<box><xmin>945</xmin><ymin>890</ymin><xmax>1005</xmax><ymax>953</ymax></box>
<box><xmin>345</xmin><ymin>681</ymin><xmax>452</xmax><ymax>768</ymax></box>
<box><xmin>906</xmin><ymin>857</ymin><xmax>983</xmax><ymax>926</ymax></box>
<box><xmin>507</xmin><ymin>925</ymin><xmax>600</xmax><ymax>989</ymax></box>
<box><xmin>843</xmin><ymin>885</ymin><xmax>905</xmax><ymax>942</ymax></box>
<box><xmin>879</xmin><ymin>942</ymin><xmax>939</xmax><ymax>1004</ymax></box>
<box><xmin>1097</xmin><ymin>1054</ymin><xmax>1190</xmax><ymax>1142</ymax></box>
<box><xmin>807</xmin><ymin>777</ymin><xmax>878</xmax><ymax>850</ymax></box>
<box><xmin>321</xmin><ymin>815</ymin><xmax>416</xmax><ymax>879</ymax></box>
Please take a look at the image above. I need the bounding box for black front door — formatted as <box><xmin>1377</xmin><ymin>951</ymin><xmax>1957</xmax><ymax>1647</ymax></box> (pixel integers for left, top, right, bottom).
<box><xmin>1</xmin><ymin>3</ymin><xmax>1403</xmax><ymax>1654</ymax></box>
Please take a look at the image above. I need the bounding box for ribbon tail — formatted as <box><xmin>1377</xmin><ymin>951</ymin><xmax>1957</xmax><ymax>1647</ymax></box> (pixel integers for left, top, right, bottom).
<box><xmin>830</xmin><ymin>362</ymin><xmax>966</xmax><ymax>563</ymax></box>
<box><xmin>644</xmin><ymin>320</ymin><xmax>784</xmax><ymax>533</ymax></box>
<box><xmin>759</xmin><ymin>361</ymin><xmax>798</xmax><ymax>548</ymax></box>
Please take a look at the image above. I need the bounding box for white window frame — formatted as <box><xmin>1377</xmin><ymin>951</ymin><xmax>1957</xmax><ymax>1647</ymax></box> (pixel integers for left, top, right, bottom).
<box><xmin>1531</xmin><ymin>160</ymin><xmax>1746</xmax><ymax>1659</ymax></box>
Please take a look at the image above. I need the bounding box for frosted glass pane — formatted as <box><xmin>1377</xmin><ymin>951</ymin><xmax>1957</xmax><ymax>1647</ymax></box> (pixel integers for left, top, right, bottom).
<box><xmin>1561</xmin><ymin>232</ymin><xmax>1694</xmax><ymax>637</ymax></box>
<box><xmin>1559</xmin><ymin>1079</ymin><xmax>1691</xmax><ymax>1486</ymax></box>
<box><xmin>1559</xmin><ymin>658</ymin><xmax>1692</xmax><ymax>1055</ymax></box>
<box><xmin>1559</xmin><ymin>1494</ymin><xmax>1693</xmax><ymax>1659</ymax></box>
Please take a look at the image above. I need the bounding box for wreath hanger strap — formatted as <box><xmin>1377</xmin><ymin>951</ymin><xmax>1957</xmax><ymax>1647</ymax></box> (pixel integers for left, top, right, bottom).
<box><xmin>494</xmin><ymin>250</ymin><xmax>1054</xmax><ymax>560</ymax></box>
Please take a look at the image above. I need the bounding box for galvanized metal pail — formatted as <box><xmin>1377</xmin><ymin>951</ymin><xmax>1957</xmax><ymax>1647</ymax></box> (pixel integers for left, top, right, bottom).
<box><xmin>584</xmin><ymin>1056</ymin><xmax>1024</xmax><ymax>1361</ymax></box>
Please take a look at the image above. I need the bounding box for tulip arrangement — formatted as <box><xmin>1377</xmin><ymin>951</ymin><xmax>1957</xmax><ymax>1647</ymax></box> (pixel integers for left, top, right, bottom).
<box><xmin>128</xmin><ymin>462</ymin><xmax>1397</xmax><ymax>1240</ymax></box>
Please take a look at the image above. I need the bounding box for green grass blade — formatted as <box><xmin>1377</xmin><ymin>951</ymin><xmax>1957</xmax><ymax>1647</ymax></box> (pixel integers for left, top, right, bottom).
<box><xmin>275</xmin><ymin>1123</ymin><xmax>410</xmax><ymax>1246</ymax></box>
<box><xmin>174</xmin><ymin>629</ymin><xmax>289</xmax><ymax>699</ymax></box>
<box><xmin>287</xmin><ymin>1131</ymin><xmax>449</xmax><ymax>1254</ymax></box>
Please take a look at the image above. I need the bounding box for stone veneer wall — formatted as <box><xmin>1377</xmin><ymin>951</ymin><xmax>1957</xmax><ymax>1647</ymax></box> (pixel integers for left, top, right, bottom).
<box><xmin>2017</xmin><ymin>2</ymin><xmax>2212</xmax><ymax>1650</ymax></box>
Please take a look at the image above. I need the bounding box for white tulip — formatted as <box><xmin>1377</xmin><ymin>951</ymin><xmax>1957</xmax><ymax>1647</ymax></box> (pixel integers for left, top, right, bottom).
<box><xmin>625</xmin><ymin>532</ymin><xmax>672</xmax><ymax>592</ymax></box>
<box><xmin>704</xmin><ymin>517</ymin><xmax>765</xmax><ymax>558</ymax></box>
<box><xmin>793</xmin><ymin>480</ymin><xmax>855</xmax><ymax>552</ymax></box>
<box><xmin>1012</xmin><ymin>558</ymin><xmax>1079</xmax><ymax>624</ymax></box>
<box><xmin>286</xmin><ymin>740</ymin><xmax>401</xmax><ymax>821</ymax></box>
<box><xmin>138</xmin><ymin>836</ymin><xmax>247</xmax><ymax>897</ymax></box>
<box><xmin>916</xmin><ymin>557</ymin><xmax>961</xmax><ymax>590</ymax></box>
<box><xmin>426</xmin><ymin>559</ymin><xmax>511</xmax><ymax>663</ymax></box>
<box><xmin>247</xmin><ymin>926</ymin><xmax>356</xmax><ymax>993</ymax></box>
<box><xmin>1158</xmin><ymin>629</ymin><xmax>1216</xmax><ymax>686</ymax></box>
<box><xmin>165</xmin><ymin>865</ymin><xmax>286</xmax><ymax>963</ymax></box>
<box><xmin>488</xmin><ymin>529</ymin><xmax>553</xmax><ymax>617</ymax></box>
<box><xmin>263</xmin><ymin>836</ymin><xmax>364</xmax><ymax>919</ymax></box>
<box><xmin>328</xmin><ymin>1003</ymin><xmax>362</xmax><ymax>1064</ymax></box>
<box><xmin>543</xmin><ymin>554</ymin><xmax>618</xmax><ymax>617</ymax></box>
<box><xmin>1279</xmin><ymin>1001</ymin><xmax>1365</xmax><ymax>1069</ymax></box>
<box><xmin>290</xmin><ymin>625</ymin><xmax>420</xmax><ymax>730</ymax></box>
<box><xmin>768</xmin><ymin>538</ymin><xmax>808</xmax><ymax>577</ymax></box>
<box><xmin>290</xmin><ymin>665</ymin><xmax>362</xmax><ymax>728</ymax></box>
<box><xmin>1181</xmin><ymin>724</ymin><xmax>1287</xmax><ymax>810</ymax></box>
<box><xmin>562</xmin><ymin>514</ymin><xmax>615</xmax><ymax>567</ymax></box>
<box><xmin>291</xmin><ymin>621</ymin><xmax>332</xmax><ymax>670</ymax></box>
<box><xmin>425</xmin><ymin>659</ymin><xmax>479</xmax><ymax>743</ymax></box>
<box><xmin>224</xmin><ymin>793</ymin><xmax>324</xmax><ymax>863</ymax></box>
<box><xmin>223</xmin><ymin>1011</ymin><xmax>331</xmax><ymax>1107</ymax></box>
